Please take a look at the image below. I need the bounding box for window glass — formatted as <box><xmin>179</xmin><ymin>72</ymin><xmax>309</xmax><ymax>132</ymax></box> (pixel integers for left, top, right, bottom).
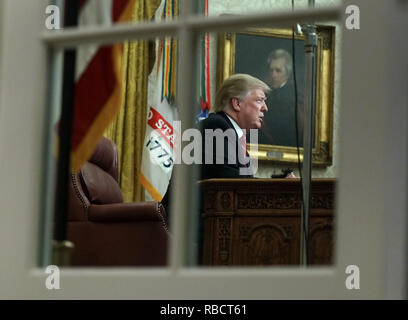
<box><xmin>188</xmin><ymin>28</ymin><xmax>337</xmax><ymax>267</ymax></box>
<box><xmin>43</xmin><ymin>2</ymin><xmax>340</xmax><ymax>270</ymax></box>
<box><xmin>43</xmin><ymin>37</ymin><xmax>182</xmax><ymax>268</ymax></box>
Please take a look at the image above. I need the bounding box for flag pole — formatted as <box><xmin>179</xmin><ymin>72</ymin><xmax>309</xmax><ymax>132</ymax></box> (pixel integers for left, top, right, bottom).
<box><xmin>52</xmin><ymin>0</ymin><xmax>80</xmax><ymax>266</ymax></box>
<box><xmin>300</xmin><ymin>0</ymin><xmax>317</xmax><ymax>266</ymax></box>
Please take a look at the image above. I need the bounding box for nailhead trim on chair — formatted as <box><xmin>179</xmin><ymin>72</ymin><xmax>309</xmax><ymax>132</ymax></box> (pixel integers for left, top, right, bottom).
<box><xmin>73</xmin><ymin>172</ymin><xmax>168</xmax><ymax>231</ymax></box>
<box><xmin>157</xmin><ymin>202</ymin><xmax>169</xmax><ymax>233</ymax></box>
<box><xmin>71</xmin><ymin>173</ymin><xmax>89</xmax><ymax>217</ymax></box>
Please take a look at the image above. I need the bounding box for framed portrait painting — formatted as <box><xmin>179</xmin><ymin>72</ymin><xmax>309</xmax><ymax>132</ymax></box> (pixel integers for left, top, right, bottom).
<box><xmin>217</xmin><ymin>26</ymin><xmax>335</xmax><ymax>166</ymax></box>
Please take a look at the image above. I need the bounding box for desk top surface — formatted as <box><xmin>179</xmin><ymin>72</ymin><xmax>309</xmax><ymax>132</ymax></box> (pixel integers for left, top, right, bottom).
<box><xmin>199</xmin><ymin>178</ymin><xmax>336</xmax><ymax>187</ymax></box>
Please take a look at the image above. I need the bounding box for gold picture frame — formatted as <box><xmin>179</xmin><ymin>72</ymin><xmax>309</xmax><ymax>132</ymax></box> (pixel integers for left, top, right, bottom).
<box><xmin>217</xmin><ymin>26</ymin><xmax>335</xmax><ymax>166</ymax></box>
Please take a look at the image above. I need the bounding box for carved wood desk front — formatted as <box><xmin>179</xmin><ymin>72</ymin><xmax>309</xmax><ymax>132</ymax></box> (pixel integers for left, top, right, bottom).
<box><xmin>199</xmin><ymin>178</ymin><xmax>335</xmax><ymax>266</ymax></box>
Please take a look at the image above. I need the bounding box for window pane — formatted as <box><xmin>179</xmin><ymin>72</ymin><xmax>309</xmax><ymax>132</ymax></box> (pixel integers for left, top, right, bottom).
<box><xmin>43</xmin><ymin>4</ymin><xmax>341</xmax><ymax>270</ymax></box>
<box><xmin>188</xmin><ymin>27</ymin><xmax>338</xmax><ymax>267</ymax></box>
<box><xmin>43</xmin><ymin>37</ymin><xmax>180</xmax><ymax>267</ymax></box>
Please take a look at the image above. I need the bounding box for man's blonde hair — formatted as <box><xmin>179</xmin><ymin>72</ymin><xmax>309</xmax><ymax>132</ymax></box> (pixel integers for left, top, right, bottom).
<box><xmin>213</xmin><ymin>74</ymin><xmax>270</xmax><ymax>112</ymax></box>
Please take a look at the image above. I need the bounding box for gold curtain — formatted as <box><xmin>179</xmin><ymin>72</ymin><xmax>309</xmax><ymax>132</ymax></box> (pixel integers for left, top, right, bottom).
<box><xmin>104</xmin><ymin>0</ymin><xmax>161</xmax><ymax>202</ymax></box>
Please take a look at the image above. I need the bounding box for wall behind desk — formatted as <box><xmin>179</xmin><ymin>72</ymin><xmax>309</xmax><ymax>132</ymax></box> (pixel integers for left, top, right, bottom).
<box><xmin>209</xmin><ymin>0</ymin><xmax>341</xmax><ymax>178</ymax></box>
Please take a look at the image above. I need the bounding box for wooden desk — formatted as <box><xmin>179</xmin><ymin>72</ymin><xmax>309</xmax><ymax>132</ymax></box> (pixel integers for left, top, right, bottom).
<box><xmin>200</xmin><ymin>178</ymin><xmax>335</xmax><ymax>266</ymax></box>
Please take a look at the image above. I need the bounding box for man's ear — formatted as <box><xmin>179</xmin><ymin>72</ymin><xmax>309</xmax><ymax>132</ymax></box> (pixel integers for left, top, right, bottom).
<box><xmin>231</xmin><ymin>98</ymin><xmax>240</xmax><ymax>112</ymax></box>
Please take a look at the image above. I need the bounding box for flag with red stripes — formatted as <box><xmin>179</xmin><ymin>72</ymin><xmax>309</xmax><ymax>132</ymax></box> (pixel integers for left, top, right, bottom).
<box><xmin>71</xmin><ymin>0</ymin><xmax>135</xmax><ymax>172</ymax></box>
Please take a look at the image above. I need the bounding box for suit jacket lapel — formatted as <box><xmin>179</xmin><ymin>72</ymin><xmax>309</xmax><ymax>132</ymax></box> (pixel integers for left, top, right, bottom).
<box><xmin>217</xmin><ymin>111</ymin><xmax>252</xmax><ymax>171</ymax></box>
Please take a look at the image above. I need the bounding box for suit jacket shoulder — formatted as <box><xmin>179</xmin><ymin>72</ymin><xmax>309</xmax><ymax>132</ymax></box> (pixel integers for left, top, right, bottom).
<box><xmin>199</xmin><ymin>111</ymin><xmax>233</xmax><ymax>132</ymax></box>
<box><xmin>198</xmin><ymin>111</ymin><xmax>253</xmax><ymax>179</ymax></box>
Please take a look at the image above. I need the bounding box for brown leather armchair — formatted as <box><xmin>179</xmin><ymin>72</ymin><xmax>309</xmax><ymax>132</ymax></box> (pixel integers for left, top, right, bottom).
<box><xmin>67</xmin><ymin>136</ymin><xmax>169</xmax><ymax>266</ymax></box>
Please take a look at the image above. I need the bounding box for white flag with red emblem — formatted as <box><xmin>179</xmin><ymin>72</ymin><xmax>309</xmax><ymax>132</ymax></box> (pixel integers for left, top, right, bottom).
<box><xmin>139</xmin><ymin>0</ymin><xmax>178</xmax><ymax>201</ymax></box>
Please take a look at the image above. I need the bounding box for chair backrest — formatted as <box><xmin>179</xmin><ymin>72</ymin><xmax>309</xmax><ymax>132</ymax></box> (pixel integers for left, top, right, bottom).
<box><xmin>88</xmin><ymin>136</ymin><xmax>119</xmax><ymax>182</ymax></box>
<box><xmin>69</xmin><ymin>136</ymin><xmax>123</xmax><ymax>221</ymax></box>
<box><xmin>80</xmin><ymin>137</ymin><xmax>123</xmax><ymax>205</ymax></box>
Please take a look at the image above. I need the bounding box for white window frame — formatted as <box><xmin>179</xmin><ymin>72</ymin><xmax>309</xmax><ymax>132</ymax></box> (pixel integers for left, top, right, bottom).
<box><xmin>0</xmin><ymin>0</ymin><xmax>407</xmax><ymax>299</ymax></box>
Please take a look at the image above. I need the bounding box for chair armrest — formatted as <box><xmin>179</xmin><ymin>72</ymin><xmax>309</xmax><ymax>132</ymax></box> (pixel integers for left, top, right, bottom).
<box><xmin>69</xmin><ymin>201</ymin><xmax>169</xmax><ymax>266</ymax></box>
<box><xmin>87</xmin><ymin>201</ymin><xmax>167</xmax><ymax>225</ymax></box>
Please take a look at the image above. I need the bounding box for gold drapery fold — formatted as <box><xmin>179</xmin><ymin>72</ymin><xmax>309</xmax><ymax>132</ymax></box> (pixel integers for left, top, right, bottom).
<box><xmin>104</xmin><ymin>0</ymin><xmax>161</xmax><ymax>202</ymax></box>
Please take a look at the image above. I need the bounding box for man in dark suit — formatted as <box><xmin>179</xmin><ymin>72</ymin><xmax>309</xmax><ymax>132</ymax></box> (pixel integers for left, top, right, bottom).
<box><xmin>259</xmin><ymin>49</ymin><xmax>303</xmax><ymax>147</ymax></box>
<box><xmin>189</xmin><ymin>74</ymin><xmax>270</xmax><ymax>262</ymax></box>
<box><xmin>161</xmin><ymin>74</ymin><xmax>269</xmax><ymax>226</ymax></box>
<box><xmin>199</xmin><ymin>73</ymin><xmax>270</xmax><ymax>180</ymax></box>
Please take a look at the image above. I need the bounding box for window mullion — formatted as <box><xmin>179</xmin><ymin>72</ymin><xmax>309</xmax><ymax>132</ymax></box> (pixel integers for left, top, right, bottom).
<box><xmin>169</xmin><ymin>0</ymin><xmax>197</xmax><ymax>270</ymax></box>
<box><xmin>41</xmin><ymin>7</ymin><xmax>341</xmax><ymax>48</ymax></box>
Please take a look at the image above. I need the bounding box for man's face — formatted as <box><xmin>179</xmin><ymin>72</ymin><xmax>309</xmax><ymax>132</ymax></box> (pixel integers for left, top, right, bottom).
<box><xmin>236</xmin><ymin>88</ymin><xmax>268</xmax><ymax>130</ymax></box>
<box><xmin>269</xmin><ymin>58</ymin><xmax>289</xmax><ymax>89</ymax></box>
